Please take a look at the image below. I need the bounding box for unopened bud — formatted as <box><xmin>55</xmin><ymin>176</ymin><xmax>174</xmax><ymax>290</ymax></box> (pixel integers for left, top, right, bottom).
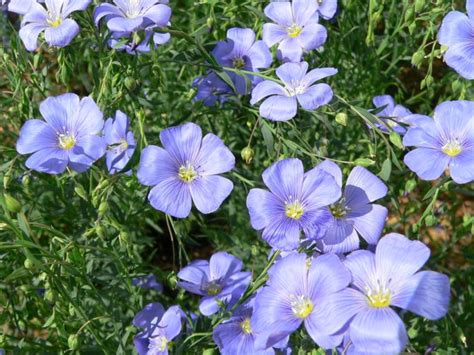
<box><xmin>241</xmin><ymin>147</ymin><xmax>254</xmax><ymax>164</ymax></box>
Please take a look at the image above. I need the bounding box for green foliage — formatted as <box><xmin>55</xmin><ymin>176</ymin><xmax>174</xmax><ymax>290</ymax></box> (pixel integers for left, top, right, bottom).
<box><xmin>0</xmin><ymin>0</ymin><xmax>473</xmax><ymax>353</ymax></box>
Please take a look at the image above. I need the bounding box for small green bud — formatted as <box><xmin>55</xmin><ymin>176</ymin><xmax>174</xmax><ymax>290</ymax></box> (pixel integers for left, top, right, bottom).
<box><xmin>354</xmin><ymin>158</ymin><xmax>375</xmax><ymax>167</ymax></box>
<box><xmin>425</xmin><ymin>215</ymin><xmax>437</xmax><ymax>227</ymax></box>
<box><xmin>241</xmin><ymin>147</ymin><xmax>254</xmax><ymax>164</ymax></box>
<box><xmin>24</xmin><ymin>258</ymin><xmax>35</xmax><ymax>270</ymax></box>
<box><xmin>415</xmin><ymin>0</ymin><xmax>425</xmax><ymax>12</ymax></box>
<box><xmin>22</xmin><ymin>174</ymin><xmax>30</xmax><ymax>186</ymax></box>
<box><xmin>124</xmin><ymin>77</ymin><xmax>138</xmax><ymax>91</ymax></box>
<box><xmin>408</xmin><ymin>22</ymin><xmax>417</xmax><ymax>35</ymax></box>
<box><xmin>4</xmin><ymin>194</ymin><xmax>21</xmax><ymax>213</ymax></box>
<box><xmin>98</xmin><ymin>201</ymin><xmax>108</xmax><ymax>216</ymax></box>
<box><xmin>335</xmin><ymin>112</ymin><xmax>348</xmax><ymax>126</ymax></box>
<box><xmin>404</xmin><ymin>7</ymin><xmax>414</xmax><ymax>22</ymax></box>
<box><xmin>68</xmin><ymin>334</ymin><xmax>79</xmax><ymax>350</ymax></box>
<box><xmin>74</xmin><ymin>185</ymin><xmax>88</xmax><ymax>201</ymax></box>
<box><xmin>206</xmin><ymin>17</ymin><xmax>213</xmax><ymax>28</ymax></box>
<box><xmin>411</xmin><ymin>50</ymin><xmax>424</xmax><ymax>67</ymax></box>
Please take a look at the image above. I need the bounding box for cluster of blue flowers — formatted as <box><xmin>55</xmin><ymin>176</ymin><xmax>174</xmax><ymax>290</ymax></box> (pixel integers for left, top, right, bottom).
<box><xmin>7</xmin><ymin>0</ymin><xmax>474</xmax><ymax>353</ymax></box>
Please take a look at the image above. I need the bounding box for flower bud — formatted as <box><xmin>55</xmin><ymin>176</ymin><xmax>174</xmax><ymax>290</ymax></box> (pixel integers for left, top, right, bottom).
<box><xmin>335</xmin><ymin>112</ymin><xmax>348</xmax><ymax>126</ymax></box>
<box><xmin>68</xmin><ymin>334</ymin><xmax>79</xmax><ymax>350</ymax></box>
<box><xmin>4</xmin><ymin>194</ymin><xmax>21</xmax><ymax>213</ymax></box>
<box><xmin>241</xmin><ymin>147</ymin><xmax>254</xmax><ymax>164</ymax></box>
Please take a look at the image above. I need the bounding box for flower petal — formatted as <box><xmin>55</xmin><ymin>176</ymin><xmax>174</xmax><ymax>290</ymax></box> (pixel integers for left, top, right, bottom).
<box><xmin>403</xmin><ymin>148</ymin><xmax>449</xmax><ymax>181</ymax></box>
<box><xmin>262</xmin><ymin>158</ymin><xmax>304</xmax><ymax>201</ymax></box>
<box><xmin>296</xmin><ymin>83</ymin><xmax>333</xmax><ymax>110</ymax></box>
<box><xmin>25</xmin><ymin>147</ymin><xmax>69</xmax><ymax>174</ymax></box>
<box><xmin>247</xmin><ymin>188</ymin><xmax>284</xmax><ymax>230</ymax></box>
<box><xmin>322</xmin><ymin>218</ymin><xmax>354</xmax><ymax>245</ymax></box>
<box><xmin>160</xmin><ymin>305</ymin><xmax>183</xmax><ymax>341</ymax></box>
<box><xmin>209</xmin><ymin>252</ymin><xmax>243</xmax><ymax>281</ymax></box>
<box><xmin>148</xmin><ymin>178</ymin><xmax>192</xmax><ymax>218</ymax></box>
<box><xmin>320</xmin><ymin>227</ymin><xmax>360</xmax><ymax>254</ymax></box>
<box><xmin>16</xmin><ymin>119</ymin><xmax>58</xmax><ymax>154</ymax></box>
<box><xmin>391</xmin><ymin>271</ymin><xmax>450</xmax><ymax>320</ymax></box>
<box><xmin>375</xmin><ymin>233</ymin><xmax>430</xmax><ymax>284</ymax></box>
<box><xmin>433</xmin><ymin>100</ymin><xmax>474</xmax><ymax>137</ymax></box>
<box><xmin>308</xmin><ymin>253</ymin><xmax>351</xmax><ymax>299</ymax></box>
<box><xmin>277</xmin><ymin>37</ymin><xmax>303</xmax><ymax>62</ymax></box>
<box><xmin>315</xmin><ymin>159</ymin><xmax>342</xmax><ymax>187</ymax></box>
<box><xmin>137</xmin><ymin>146</ymin><xmax>177</xmax><ymax>186</ymax></box>
<box><xmin>247</xmin><ymin>40</ymin><xmax>272</xmax><ymax>69</ymax></box>
<box><xmin>107</xmin><ymin>16</ymin><xmax>144</xmax><ymax>32</ymax></box>
<box><xmin>190</xmin><ymin>176</ymin><xmax>233</xmax><ymax>214</ymax></box>
<box><xmin>292</xmin><ymin>0</ymin><xmax>318</xmax><ymax>26</ymax></box>
<box><xmin>44</xmin><ymin>19</ymin><xmax>79</xmax><ymax>48</ymax></box>
<box><xmin>402</xmin><ymin>126</ymin><xmax>440</xmax><ymax>149</ymax></box>
<box><xmin>301</xmin><ymin>166</ymin><xmax>341</xmax><ymax>210</ymax></box>
<box><xmin>160</xmin><ymin>122</ymin><xmax>202</xmax><ymax>165</ymax></box>
<box><xmin>350</xmin><ymin>307</ymin><xmax>408</xmax><ymax>353</ymax></box>
<box><xmin>143</xmin><ymin>4</ymin><xmax>172</xmax><ymax>27</ymax></box>
<box><xmin>350</xmin><ymin>204</ymin><xmax>388</xmax><ymax>245</ymax></box>
<box><xmin>250</xmin><ymin>80</ymin><xmax>287</xmax><ymax>105</ymax></box>
<box><xmin>262</xmin><ymin>217</ymin><xmax>301</xmax><ymax>251</ymax></box>
<box><xmin>195</xmin><ymin>133</ymin><xmax>235</xmax><ymax>176</ymax></box>
<box><xmin>177</xmin><ymin>259</ymin><xmax>209</xmax><ymax>296</ymax></box>
<box><xmin>133</xmin><ymin>302</ymin><xmax>165</xmax><ymax>328</ymax></box>
<box><xmin>296</xmin><ymin>23</ymin><xmax>327</xmax><ymax>51</ymax></box>
<box><xmin>259</xmin><ymin>95</ymin><xmax>298</xmax><ymax>121</ymax></box>
<box><xmin>438</xmin><ymin>11</ymin><xmax>473</xmax><ymax>47</ymax></box>
<box><xmin>63</xmin><ymin>0</ymin><xmax>91</xmax><ymax>16</ymax></box>
<box><xmin>226</xmin><ymin>27</ymin><xmax>256</xmax><ymax>55</ymax></box>
<box><xmin>304</xmin><ymin>67</ymin><xmax>338</xmax><ymax>87</ymax></box>
<box><xmin>318</xmin><ymin>0</ymin><xmax>338</xmax><ymax>19</ymax></box>
<box><xmin>344</xmin><ymin>250</ymin><xmax>376</xmax><ymax>291</ymax></box>
<box><xmin>262</xmin><ymin>23</ymin><xmax>288</xmax><ymax>47</ymax></box>
<box><xmin>304</xmin><ymin>316</ymin><xmax>343</xmax><ymax>350</ymax></box>
<box><xmin>449</xmin><ymin>150</ymin><xmax>474</xmax><ymax>184</ymax></box>
<box><xmin>75</xmin><ymin>97</ymin><xmax>104</xmax><ymax>136</ymax></box>
<box><xmin>443</xmin><ymin>42</ymin><xmax>474</xmax><ymax>80</ymax></box>
<box><xmin>345</xmin><ymin>166</ymin><xmax>388</xmax><ymax>205</ymax></box>
<box><xmin>264</xmin><ymin>2</ymin><xmax>293</xmax><ymax>27</ymax></box>
<box><xmin>93</xmin><ymin>3</ymin><xmax>122</xmax><ymax>25</ymax></box>
<box><xmin>276</xmin><ymin>61</ymin><xmax>308</xmax><ymax>84</ymax></box>
<box><xmin>19</xmin><ymin>23</ymin><xmax>46</xmax><ymax>51</ymax></box>
<box><xmin>68</xmin><ymin>135</ymin><xmax>106</xmax><ymax>173</ymax></box>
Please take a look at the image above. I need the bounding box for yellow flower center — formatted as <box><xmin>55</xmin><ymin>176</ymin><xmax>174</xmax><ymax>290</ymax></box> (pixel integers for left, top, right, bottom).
<box><xmin>287</xmin><ymin>24</ymin><xmax>303</xmax><ymax>38</ymax></box>
<box><xmin>240</xmin><ymin>318</ymin><xmax>252</xmax><ymax>334</ymax></box>
<box><xmin>233</xmin><ymin>57</ymin><xmax>245</xmax><ymax>69</ymax></box>
<box><xmin>290</xmin><ymin>295</ymin><xmax>314</xmax><ymax>318</ymax></box>
<box><xmin>150</xmin><ymin>335</ymin><xmax>168</xmax><ymax>352</ymax></box>
<box><xmin>285</xmin><ymin>201</ymin><xmax>304</xmax><ymax>220</ymax></box>
<box><xmin>365</xmin><ymin>284</ymin><xmax>392</xmax><ymax>308</ymax></box>
<box><xmin>58</xmin><ymin>134</ymin><xmax>76</xmax><ymax>150</ymax></box>
<box><xmin>330</xmin><ymin>198</ymin><xmax>349</xmax><ymax>218</ymax></box>
<box><xmin>442</xmin><ymin>140</ymin><xmax>462</xmax><ymax>157</ymax></box>
<box><xmin>206</xmin><ymin>282</ymin><xmax>222</xmax><ymax>296</ymax></box>
<box><xmin>178</xmin><ymin>164</ymin><xmax>198</xmax><ymax>183</ymax></box>
<box><xmin>48</xmin><ymin>18</ymin><xmax>62</xmax><ymax>27</ymax></box>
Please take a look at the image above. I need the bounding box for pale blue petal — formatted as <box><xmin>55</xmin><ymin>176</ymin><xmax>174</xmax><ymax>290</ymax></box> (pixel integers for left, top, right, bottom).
<box><xmin>438</xmin><ymin>11</ymin><xmax>473</xmax><ymax>46</ymax></box>
<box><xmin>44</xmin><ymin>19</ymin><xmax>80</xmax><ymax>48</ymax></box>
<box><xmin>262</xmin><ymin>158</ymin><xmax>304</xmax><ymax>201</ymax></box>
<box><xmin>296</xmin><ymin>23</ymin><xmax>327</xmax><ymax>51</ymax></box>
<box><xmin>259</xmin><ymin>95</ymin><xmax>298</xmax><ymax>121</ymax></box>
<box><xmin>25</xmin><ymin>147</ymin><xmax>69</xmax><ymax>174</ymax></box>
<box><xmin>16</xmin><ymin>119</ymin><xmax>57</xmax><ymax>154</ymax></box>
<box><xmin>345</xmin><ymin>166</ymin><xmax>388</xmax><ymax>205</ymax></box>
<box><xmin>404</xmin><ymin>148</ymin><xmax>449</xmax><ymax>181</ymax></box>
<box><xmin>350</xmin><ymin>204</ymin><xmax>388</xmax><ymax>245</ymax></box>
<box><xmin>262</xmin><ymin>23</ymin><xmax>287</xmax><ymax>47</ymax></box>
<box><xmin>148</xmin><ymin>178</ymin><xmax>192</xmax><ymax>218</ymax></box>
<box><xmin>189</xmin><ymin>176</ymin><xmax>233</xmax><ymax>214</ymax></box>
<box><xmin>296</xmin><ymin>83</ymin><xmax>333</xmax><ymax>110</ymax></box>
<box><xmin>247</xmin><ymin>188</ymin><xmax>284</xmax><ymax>230</ymax></box>
<box><xmin>195</xmin><ymin>133</ymin><xmax>235</xmax><ymax>176</ymax></box>
<box><xmin>449</xmin><ymin>150</ymin><xmax>474</xmax><ymax>184</ymax></box>
<box><xmin>137</xmin><ymin>146</ymin><xmax>177</xmax><ymax>186</ymax></box>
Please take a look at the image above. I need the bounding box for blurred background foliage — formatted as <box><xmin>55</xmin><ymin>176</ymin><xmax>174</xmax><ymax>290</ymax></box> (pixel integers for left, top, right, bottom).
<box><xmin>0</xmin><ymin>0</ymin><xmax>472</xmax><ymax>353</ymax></box>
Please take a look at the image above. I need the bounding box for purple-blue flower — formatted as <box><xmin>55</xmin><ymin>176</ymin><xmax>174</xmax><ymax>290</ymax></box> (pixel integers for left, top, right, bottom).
<box><xmin>109</xmin><ymin>30</ymin><xmax>170</xmax><ymax>53</ymax></box>
<box><xmin>193</xmin><ymin>72</ymin><xmax>231</xmax><ymax>106</ymax></box>
<box><xmin>438</xmin><ymin>0</ymin><xmax>474</xmax><ymax>79</ymax></box>
<box><xmin>246</xmin><ymin>158</ymin><xmax>341</xmax><ymax>251</ymax></box>
<box><xmin>263</xmin><ymin>0</ymin><xmax>327</xmax><ymax>62</ymax></box>
<box><xmin>212</xmin><ymin>27</ymin><xmax>272</xmax><ymax>95</ymax></box>
<box><xmin>251</xmin><ymin>62</ymin><xmax>337</xmax><ymax>121</ymax></box>
<box><xmin>312</xmin><ymin>234</ymin><xmax>450</xmax><ymax>354</ymax></box>
<box><xmin>403</xmin><ymin>100</ymin><xmax>474</xmax><ymax>184</ymax></box>
<box><xmin>137</xmin><ymin>122</ymin><xmax>235</xmax><ymax>218</ymax></box>
<box><xmin>104</xmin><ymin>110</ymin><xmax>136</xmax><ymax>174</ymax></box>
<box><xmin>315</xmin><ymin>160</ymin><xmax>388</xmax><ymax>254</ymax></box>
<box><xmin>252</xmin><ymin>253</ymin><xmax>351</xmax><ymax>350</ymax></box>
<box><xmin>16</xmin><ymin>93</ymin><xmax>106</xmax><ymax>174</ymax></box>
<box><xmin>213</xmin><ymin>296</ymin><xmax>290</xmax><ymax>355</ymax></box>
<box><xmin>94</xmin><ymin>0</ymin><xmax>171</xmax><ymax>33</ymax></box>
<box><xmin>177</xmin><ymin>252</ymin><xmax>251</xmax><ymax>316</ymax></box>
<box><xmin>372</xmin><ymin>95</ymin><xmax>412</xmax><ymax>134</ymax></box>
<box><xmin>132</xmin><ymin>275</ymin><xmax>163</xmax><ymax>292</ymax></box>
<box><xmin>133</xmin><ymin>303</ymin><xmax>184</xmax><ymax>355</ymax></box>
<box><xmin>19</xmin><ymin>0</ymin><xmax>90</xmax><ymax>51</ymax></box>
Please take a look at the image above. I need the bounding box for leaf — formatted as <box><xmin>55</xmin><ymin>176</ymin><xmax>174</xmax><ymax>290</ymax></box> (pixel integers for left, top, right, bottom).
<box><xmin>378</xmin><ymin>158</ymin><xmax>392</xmax><ymax>181</ymax></box>
<box><xmin>354</xmin><ymin>158</ymin><xmax>375</xmax><ymax>167</ymax></box>
<box><xmin>261</xmin><ymin>121</ymin><xmax>274</xmax><ymax>156</ymax></box>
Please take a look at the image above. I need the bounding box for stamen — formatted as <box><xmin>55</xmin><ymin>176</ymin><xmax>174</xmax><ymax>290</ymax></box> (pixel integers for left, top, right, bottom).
<box><xmin>442</xmin><ymin>140</ymin><xmax>462</xmax><ymax>157</ymax></box>
<box><xmin>287</xmin><ymin>24</ymin><xmax>303</xmax><ymax>38</ymax></box>
<box><xmin>58</xmin><ymin>134</ymin><xmax>76</xmax><ymax>150</ymax></box>
<box><xmin>285</xmin><ymin>200</ymin><xmax>304</xmax><ymax>220</ymax></box>
<box><xmin>329</xmin><ymin>198</ymin><xmax>350</xmax><ymax>218</ymax></box>
<box><xmin>240</xmin><ymin>318</ymin><xmax>252</xmax><ymax>334</ymax></box>
<box><xmin>233</xmin><ymin>57</ymin><xmax>245</xmax><ymax>69</ymax></box>
<box><xmin>365</xmin><ymin>280</ymin><xmax>392</xmax><ymax>308</ymax></box>
<box><xmin>178</xmin><ymin>163</ymin><xmax>198</xmax><ymax>183</ymax></box>
<box><xmin>149</xmin><ymin>335</ymin><xmax>168</xmax><ymax>352</ymax></box>
<box><xmin>205</xmin><ymin>281</ymin><xmax>222</xmax><ymax>296</ymax></box>
<box><xmin>290</xmin><ymin>295</ymin><xmax>314</xmax><ymax>318</ymax></box>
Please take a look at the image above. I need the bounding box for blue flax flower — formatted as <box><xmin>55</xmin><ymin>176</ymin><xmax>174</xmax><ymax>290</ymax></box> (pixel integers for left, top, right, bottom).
<box><xmin>16</xmin><ymin>93</ymin><xmax>106</xmax><ymax>174</ymax></box>
<box><xmin>104</xmin><ymin>110</ymin><xmax>136</xmax><ymax>174</ymax></box>
<box><xmin>313</xmin><ymin>234</ymin><xmax>450</xmax><ymax>354</ymax></box>
<box><xmin>94</xmin><ymin>0</ymin><xmax>171</xmax><ymax>33</ymax></box>
<box><xmin>246</xmin><ymin>158</ymin><xmax>341</xmax><ymax>251</ymax></box>
<box><xmin>133</xmin><ymin>303</ymin><xmax>184</xmax><ymax>355</ymax></box>
<box><xmin>177</xmin><ymin>252</ymin><xmax>251</xmax><ymax>316</ymax></box>
<box><xmin>263</xmin><ymin>0</ymin><xmax>327</xmax><ymax>62</ymax></box>
<box><xmin>438</xmin><ymin>0</ymin><xmax>474</xmax><ymax>79</ymax></box>
<box><xmin>251</xmin><ymin>62</ymin><xmax>337</xmax><ymax>121</ymax></box>
<box><xmin>137</xmin><ymin>122</ymin><xmax>235</xmax><ymax>218</ymax></box>
<box><xmin>192</xmin><ymin>72</ymin><xmax>231</xmax><ymax>106</ymax></box>
<box><xmin>132</xmin><ymin>275</ymin><xmax>163</xmax><ymax>292</ymax></box>
<box><xmin>403</xmin><ymin>100</ymin><xmax>474</xmax><ymax>184</ymax></box>
<box><xmin>212</xmin><ymin>27</ymin><xmax>272</xmax><ymax>95</ymax></box>
<box><xmin>371</xmin><ymin>95</ymin><xmax>412</xmax><ymax>134</ymax></box>
<box><xmin>19</xmin><ymin>0</ymin><xmax>91</xmax><ymax>51</ymax></box>
<box><xmin>252</xmin><ymin>253</ymin><xmax>351</xmax><ymax>350</ymax></box>
<box><xmin>315</xmin><ymin>160</ymin><xmax>388</xmax><ymax>254</ymax></box>
<box><xmin>213</xmin><ymin>296</ymin><xmax>290</xmax><ymax>355</ymax></box>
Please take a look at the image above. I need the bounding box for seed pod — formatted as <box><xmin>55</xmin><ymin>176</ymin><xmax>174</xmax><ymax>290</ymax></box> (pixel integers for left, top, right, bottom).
<box><xmin>241</xmin><ymin>147</ymin><xmax>254</xmax><ymax>164</ymax></box>
<box><xmin>335</xmin><ymin>112</ymin><xmax>348</xmax><ymax>126</ymax></box>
